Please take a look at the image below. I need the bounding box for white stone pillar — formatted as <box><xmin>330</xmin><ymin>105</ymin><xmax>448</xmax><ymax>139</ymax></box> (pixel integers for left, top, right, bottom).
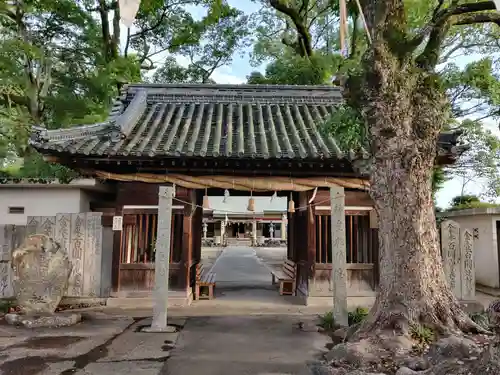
<box><xmin>269</xmin><ymin>222</ymin><xmax>274</xmax><ymax>239</ymax></box>
<box><xmin>147</xmin><ymin>186</ymin><xmax>175</xmax><ymax>332</ymax></box>
<box><xmin>220</xmin><ymin>220</ymin><xmax>225</xmax><ymax>239</ymax></box>
<box><xmin>202</xmin><ymin>222</ymin><xmax>207</xmax><ymax>240</ymax></box>
<box><xmin>330</xmin><ymin>186</ymin><xmax>348</xmax><ymax>327</ymax></box>
<box><xmin>281</xmin><ymin>214</ymin><xmax>286</xmax><ymax>241</ymax></box>
<box><xmin>252</xmin><ymin>221</ymin><xmax>257</xmax><ymax>245</ymax></box>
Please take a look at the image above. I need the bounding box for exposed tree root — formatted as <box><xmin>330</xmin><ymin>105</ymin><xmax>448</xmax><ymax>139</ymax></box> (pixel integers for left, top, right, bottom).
<box><xmin>325</xmin><ymin>295</ymin><xmax>495</xmax><ymax>374</ymax></box>
<box><xmin>350</xmin><ymin>296</ymin><xmax>490</xmax><ymax>344</ymax></box>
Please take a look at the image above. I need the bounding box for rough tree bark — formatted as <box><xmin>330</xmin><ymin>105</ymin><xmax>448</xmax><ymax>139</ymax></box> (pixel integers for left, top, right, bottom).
<box><xmin>346</xmin><ymin>0</ymin><xmax>500</xmax><ymax>341</ymax></box>
<box><xmin>354</xmin><ymin>47</ymin><xmax>477</xmax><ymax>339</ymax></box>
<box><xmin>351</xmin><ymin>1</ymin><xmax>500</xmax><ymax>341</ymax></box>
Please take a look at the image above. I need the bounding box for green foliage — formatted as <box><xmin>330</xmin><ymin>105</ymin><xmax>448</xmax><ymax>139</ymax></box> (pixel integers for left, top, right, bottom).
<box><xmin>0</xmin><ymin>0</ymin><xmax>250</xmax><ymax>176</ymax></box>
<box><xmin>446</xmin><ymin>194</ymin><xmax>500</xmax><ymax>211</ymax></box>
<box><xmin>0</xmin><ymin>298</ymin><xmax>16</xmax><ymax>313</ymax></box>
<box><xmin>318</xmin><ymin>311</ymin><xmax>336</xmax><ymax>330</ymax></box>
<box><xmin>321</xmin><ymin>105</ymin><xmax>366</xmax><ymax>150</ymax></box>
<box><xmin>151</xmin><ymin>3</ymin><xmax>249</xmax><ymax>84</ymax></box>
<box><xmin>247</xmin><ymin>53</ymin><xmax>337</xmax><ymax>85</ymax></box>
<box><xmin>409</xmin><ymin>324</ymin><xmax>435</xmax><ymax>345</ymax></box>
<box><xmin>447</xmin><ymin>200</ymin><xmax>500</xmax><ymax>212</ymax></box>
<box><xmin>446</xmin><ymin>120</ymin><xmax>500</xmax><ymax>200</ymax></box>
<box><xmin>451</xmin><ymin>195</ymin><xmax>481</xmax><ymax>207</ymax></box>
<box><xmin>441</xmin><ymin>58</ymin><xmax>500</xmax><ymax>119</ymax></box>
<box><xmin>348</xmin><ymin>307</ymin><xmax>369</xmax><ymax>326</ymax></box>
<box><xmin>251</xmin><ymin>0</ymin><xmax>500</xmax><ymax>203</ymax></box>
<box><xmin>469</xmin><ymin>312</ymin><xmax>490</xmax><ymax>330</ymax></box>
<box><xmin>432</xmin><ymin>167</ymin><xmax>448</xmax><ymax>198</ymax></box>
<box><xmin>1</xmin><ymin>153</ymin><xmax>79</xmax><ymax>183</ymax></box>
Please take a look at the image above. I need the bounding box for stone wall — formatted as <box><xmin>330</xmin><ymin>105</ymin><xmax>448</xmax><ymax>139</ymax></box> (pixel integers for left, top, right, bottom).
<box><xmin>0</xmin><ymin>213</ymin><xmax>112</xmax><ymax>299</ymax></box>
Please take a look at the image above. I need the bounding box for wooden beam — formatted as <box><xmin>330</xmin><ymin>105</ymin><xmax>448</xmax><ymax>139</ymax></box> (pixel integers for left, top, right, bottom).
<box><xmin>111</xmin><ymin>206</ymin><xmax>122</xmax><ymax>293</ymax></box>
<box><xmin>182</xmin><ymin>189</ymin><xmax>196</xmax><ymax>291</ymax></box>
<box><xmin>42</xmin><ymin>155</ymin><xmax>61</xmax><ymax>163</ymax></box>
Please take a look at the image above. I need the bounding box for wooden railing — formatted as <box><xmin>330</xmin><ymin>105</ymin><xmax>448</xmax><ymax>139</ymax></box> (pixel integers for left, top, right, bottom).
<box><xmin>120</xmin><ymin>212</ymin><xmax>183</xmax><ymax>264</ymax></box>
<box><xmin>314</xmin><ymin>213</ymin><xmax>379</xmax><ymax>291</ymax></box>
<box><xmin>315</xmin><ymin>214</ymin><xmax>377</xmax><ymax>264</ymax></box>
<box><xmin>118</xmin><ymin>212</ymin><xmax>184</xmax><ymax>292</ymax></box>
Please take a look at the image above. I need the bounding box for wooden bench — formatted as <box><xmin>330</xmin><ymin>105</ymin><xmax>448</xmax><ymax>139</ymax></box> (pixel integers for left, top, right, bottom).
<box><xmin>270</xmin><ymin>259</ymin><xmax>296</xmax><ymax>296</ymax></box>
<box><xmin>194</xmin><ymin>263</ymin><xmax>216</xmax><ymax>300</ymax></box>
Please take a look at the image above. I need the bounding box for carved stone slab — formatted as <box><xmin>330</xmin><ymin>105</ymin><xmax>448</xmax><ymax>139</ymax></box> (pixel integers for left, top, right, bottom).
<box><xmin>68</xmin><ymin>213</ymin><xmax>87</xmax><ymax>296</ymax></box>
<box><xmin>460</xmin><ymin>228</ymin><xmax>475</xmax><ymax>300</ymax></box>
<box><xmin>330</xmin><ymin>186</ymin><xmax>348</xmax><ymax>327</ymax></box>
<box><xmin>151</xmin><ymin>186</ymin><xmax>174</xmax><ymax>331</ymax></box>
<box><xmin>11</xmin><ymin>234</ymin><xmax>71</xmax><ymax>315</ymax></box>
<box><xmin>83</xmin><ymin>213</ymin><xmax>103</xmax><ymax>297</ymax></box>
<box><xmin>441</xmin><ymin>220</ymin><xmax>462</xmax><ymax>298</ymax></box>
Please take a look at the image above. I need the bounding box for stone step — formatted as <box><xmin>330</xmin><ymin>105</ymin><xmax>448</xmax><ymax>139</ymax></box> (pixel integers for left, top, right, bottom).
<box><xmin>107</xmin><ymin>290</ymin><xmax>193</xmax><ymax>308</ymax></box>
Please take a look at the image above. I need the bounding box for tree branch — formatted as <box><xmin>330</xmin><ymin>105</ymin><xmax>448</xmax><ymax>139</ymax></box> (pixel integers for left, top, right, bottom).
<box><xmin>454</xmin><ymin>12</ymin><xmax>500</xmax><ymax>26</ymax></box>
<box><xmin>269</xmin><ymin>0</ymin><xmax>313</xmax><ymax>57</ymax></box>
<box><xmin>412</xmin><ymin>1</ymin><xmax>497</xmax><ymax>45</ymax></box>
<box><xmin>415</xmin><ymin>1</ymin><xmax>500</xmax><ymax>70</ymax></box>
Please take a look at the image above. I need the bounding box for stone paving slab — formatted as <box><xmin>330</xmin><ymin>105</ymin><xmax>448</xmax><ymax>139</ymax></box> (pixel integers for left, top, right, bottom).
<box><xmin>39</xmin><ymin>360</ymin><xmax>75</xmax><ymax>375</ymax></box>
<box><xmin>160</xmin><ymin>315</ymin><xmax>329</xmax><ymax>375</ymax></box>
<box><xmin>0</xmin><ymin>317</ymin><xmax>136</xmax><ymax>375</ymax></box>
<box><xmin>98</xmin><ymin>318</ymin><xmax>181</xmax><ymax>362</ymax></box>
<box><xmin>76</xmin><ymin>360</ymin><xmax>164</xmax><ymax>375</ymax></box>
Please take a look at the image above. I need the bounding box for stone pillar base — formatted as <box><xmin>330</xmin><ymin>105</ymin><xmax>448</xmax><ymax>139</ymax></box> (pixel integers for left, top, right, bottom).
<box><xmin>141</xmin><ymin>325</ymin><xmax>177</xmax><ymax>333</ymax></box>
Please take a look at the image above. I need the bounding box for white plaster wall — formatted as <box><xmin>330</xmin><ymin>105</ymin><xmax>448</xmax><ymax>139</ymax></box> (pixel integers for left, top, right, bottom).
<box><xmin>448</xmin><ymin>215</ymin><xmax>498</xmax><ymax>288</ymax></box>
<box><xmin>0</xmin><ymin>188</ymin><xmax>84</xmax><ymax>225</ymax></box>
<box><xmin>79</xmin><ymin>190</ymin><xmax>93</xmax><ymax>212</ymax></box>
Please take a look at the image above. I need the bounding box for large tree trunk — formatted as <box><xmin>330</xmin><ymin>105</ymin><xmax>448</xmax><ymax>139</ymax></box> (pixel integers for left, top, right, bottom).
<box><xmin>351</xmin><ymin>43</ymin><xmax>481</xmax><ymax>339</ymax></box>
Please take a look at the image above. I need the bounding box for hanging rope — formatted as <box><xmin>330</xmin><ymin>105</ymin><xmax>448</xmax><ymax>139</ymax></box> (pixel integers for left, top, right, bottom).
<box><xmin>171</xmin><ymin>196</ymin><xmax>345</xmax><ymax>215</ymax></box>
<box><xmin>338</xmin><ymin>0</ymin><xmax>371</xmax><ymax>57</ymax></box>
<box><xmin>353</xmin><ymin>0</ymin><xmax>371</xmax><ymax>44</ymax></box>
<box><xmin>91</xmin><ymin>170</ymin><xmax>370</xmax><ymax>191</ymax></box>
<box><xmin>339</xmin><ymin>0</ymin><xmax>349</xmax><ymax>57</ymax></box>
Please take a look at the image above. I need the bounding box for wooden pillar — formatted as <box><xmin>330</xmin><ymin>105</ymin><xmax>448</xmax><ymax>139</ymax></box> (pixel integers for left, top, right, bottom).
<box><xmin>370</xmin><ymin>209</ymin><xmax>380</xmax><ymax>287</ymax></box>
<box><xmin>182</xmin><ymin>189</ymin><xmax>195</xmax><ymax>291</ymax></box>
<box><xmin>148</xmin><ymin>185</ymin><xmax>175</xmax><ymax>332</ymax></box>
<box><xmin>193</xmin><ymin>190</ymin><xmax>203</xmax><ymax>263</ymax></box>
<box><xmin>330</xmin><ymin>186</ymin><xmax>348</xmax><ymax>326</ymax></box>
<box><xmin>111</xmin><ymin>205</ymin><xmax>122</xmax><ymax>292</ymax></box>
<box><xmin>306</xmin><ymin>191</ymin><xmax>316</xmax><ymax>271</ymax></box>
<box><xmin>286</xmin><ymin>196</ymin><xmax>293</xmax><ymax>260</ymax></box>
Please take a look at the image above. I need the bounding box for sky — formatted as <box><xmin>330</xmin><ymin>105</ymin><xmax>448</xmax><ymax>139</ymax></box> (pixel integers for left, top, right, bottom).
<box><xmin>122</xmin><ymin>0</ymin><xmax>500</xmax><ymax>209</ymax></box>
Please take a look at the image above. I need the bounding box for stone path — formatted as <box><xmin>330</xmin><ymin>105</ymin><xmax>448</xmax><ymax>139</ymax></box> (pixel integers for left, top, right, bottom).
<box><xmin>209</xmin><ymin>246</ymin><xmax>274</xmax><ymax>288</ymax></box>
<box><xmin>0</xmin><ymin>315</ymin><xmax>183</xmax><ymax>375</ymax></box>
<box><xmin>0</xmin><ymin>313</ymin><xmax>327</xmax><ymax>375</ymax></box>
<box><xmin>160</xmin><ymin>315</ymin><xmax>328</xmax><ymax>375</ymax></box>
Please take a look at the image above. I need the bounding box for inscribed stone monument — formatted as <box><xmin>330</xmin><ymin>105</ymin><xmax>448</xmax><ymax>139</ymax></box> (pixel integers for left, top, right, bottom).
<box><xmin>11</xmin><ymin>234</ymin><xmax>72</xmax><ymax>314</ymax></box>
<box><xmin>440</xmin><ymin>220</ymin><xmax>461</xmax><ymax>297</ymax></box>
<box><xmin>440</xmin><ymin>220</ymin><xmax>475</xmax><ymax>301</ymax></box>
<box><xmin>460</xmin><ymin>228</ymin><xmax>475</xmax><ymax>300</ymax></box>
<box><xmin>330</xmin><ymin>186</ymin><xmax>348</xmax><ymax>327</ymax></box>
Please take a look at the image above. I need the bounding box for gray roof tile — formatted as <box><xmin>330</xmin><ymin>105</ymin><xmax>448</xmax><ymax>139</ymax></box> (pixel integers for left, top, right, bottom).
<box><xmin>29</xmin><ymin>83</ymin><xmax>466</xmax><ymax>162</ymax></box>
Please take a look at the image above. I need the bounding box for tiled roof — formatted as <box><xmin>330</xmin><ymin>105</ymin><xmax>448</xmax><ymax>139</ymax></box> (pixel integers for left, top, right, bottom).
<box><xmin>29</xmin><ymin>83</ymin><xmax>466</xmax><ymax>162</ymax></box>
<box><xmin>29</xmin><ymin>83</ymin><xmax>366</xmax><ymax>160</ymax></box>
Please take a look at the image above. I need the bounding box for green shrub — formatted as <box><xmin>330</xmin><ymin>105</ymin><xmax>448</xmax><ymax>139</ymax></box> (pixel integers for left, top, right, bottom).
<box><xmin>0</xmin><ymin>299</ymin><xmax>16</xmax><ymax>313</ymax></box>
<box><xmin>348</xmin><ymin>307</ymin><xmax>369</xmax><ymax>326</ymax></box>
<box><xmin>469</xmin><ymin>312</ymin><xmax>490</xmax><ymax>330</ymax></box>
<box><xmin>410</xmin><ymin>324</ymin><xmax>435</xmax><ymax>345</ymax></box>
<box><xmin>318</xmin><ymin>311</ymin><xmax>336</xmax><ymax>330</ymax></box>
